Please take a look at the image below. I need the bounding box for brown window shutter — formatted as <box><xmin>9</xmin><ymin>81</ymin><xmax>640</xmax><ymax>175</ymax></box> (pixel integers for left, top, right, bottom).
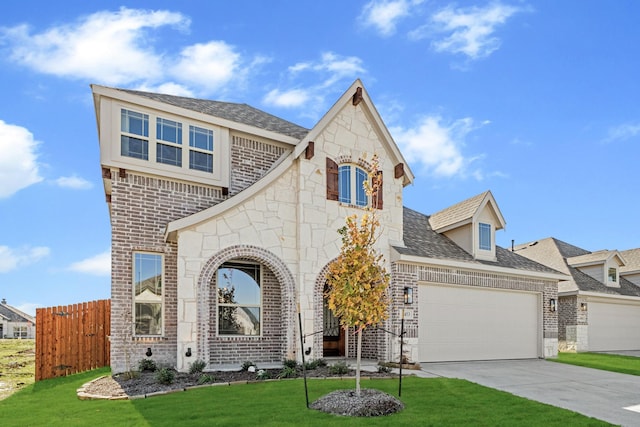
<box><xmin>394</xmin><ymin>163</ymin><xmax>404</xmax><ymax>179</ymax></box>
<box><xmin>372</xmin><ymin>171</ymin><xmax>383</xmax><ymax>209</ymax></box>
<box><xmin>326</xmin><ymin>157</ymin><xmax>339</xmax><ymax>201</ymax></box>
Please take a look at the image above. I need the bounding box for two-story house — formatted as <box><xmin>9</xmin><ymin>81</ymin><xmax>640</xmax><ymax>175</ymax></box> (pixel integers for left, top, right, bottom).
<box><xmin>514</xmin><ymin>238</ymin><xmax>640</xmax><ymax>352</ymax></box>
<box><xmin>93</xmin><ymin>80</ymin><xmax>564</xmax><ymax>374</ymax></box>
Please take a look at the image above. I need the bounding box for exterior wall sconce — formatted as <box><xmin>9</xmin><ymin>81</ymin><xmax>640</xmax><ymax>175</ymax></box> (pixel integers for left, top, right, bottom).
<box><xmin>580</xmin><ymin>303</ymin><xmax>588</xmax><ymax>311</ymax></box>
<box><xmin>146</xmin><ymin>347</ymin><xmax>152</xmax><ymax>357</ymax></box>
<box><xmin>549</xmin><ymin>298</ymin><xmax>557</xmax><ymax>312</ymax></box>
<box><xmin>404</xmin><ymin>287</ymin><xmax>413</xmax><ymax>304</ymax></box>
<box><xmin>185</xmin><ymin>347</ymin><xmax>192</xmax><ymax>357</ymax></box>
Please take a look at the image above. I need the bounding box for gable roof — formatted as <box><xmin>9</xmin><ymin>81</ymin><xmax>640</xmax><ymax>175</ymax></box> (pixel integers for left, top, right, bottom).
<box><xmin>428</xmin><ymin>190</ymin><xmax>505</xmax><ymax>233</ymax></box>
<box><xmin>514</xmin><ymin>237</ymin><xmax>640</xmax><ymax>297</ymax></box>
<box><xmin>166</xmin><ymin>80</ymin><xmax>414</xmax><ymax>240</ymax></box>
<box><xmin>620</xmin><ymin>248</ymin><xmax>640</xmax><ymax>274</ymax></box>
<box><xmin>0</xmin><ymin>301</ymin><xmax>35</xmax><ymax>323</ymax></box>
<box><xmin>393</xmin><ymin>207</ymin><xmax>565</xmax><ymax>278</ymax></box>
<box><xmin>567</xmin><ymin>250</ymin><xmax>626</xmax><ymax>268</ymax></box>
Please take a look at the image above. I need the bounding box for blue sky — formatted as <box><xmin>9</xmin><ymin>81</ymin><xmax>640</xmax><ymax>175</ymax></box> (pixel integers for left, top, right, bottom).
<box><xmin>1</xmin><ymin>1</ymin><xmax>639</xmax><ymax>315</ymax></box>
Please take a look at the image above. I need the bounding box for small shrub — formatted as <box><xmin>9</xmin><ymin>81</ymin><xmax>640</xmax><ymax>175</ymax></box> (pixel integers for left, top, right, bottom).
<box><xmin>197</xmin><ymin>374</ymin><xmax>214</xmax><ymax>385</ymax></box>
<box><xmin>189</xmin><ymin>359</ymin><xmax>207</xmax><ymax>374</ymax></box>
<box><xmin>241</xmin><ymin>361</ymin><xmax>256</xmax><ymax>371</ymax></box>
<box><xmin>283</xmin><ymin>358</ymin><xmax>298</xmax><ymax>369</ymax></box>
<box><xmin>155</xmin><ymin>368</ymin><xmax>176</xmax><ymax>385</ymax></box>
<box><xmin>138</xmin><ymin>358</ymin><xmax>157</xmax><ymax>372</ymax></box>
<box><xmin>329</xmin><ymin>361</ymin><xmax>349</xmax><ymax>375</ymax></box>
<box><xmin>278</xmin><ymin>366</ymin><xmax>297</xmax><ymax>379</ymax></box>
<box><xmin>304</xmin><ymin>359</ymin><xmax>319</xmax><ymax>370</ymax></box>
<box><xmin>256</xmin><ymin>369</ymin><xmax>271</xmax><ymax>380</ymax></box>
<box><xmin>377</xmin><ymin>364</ymin><xmax>392</xmax><ymax>374</ymax></box>
<box><xmin>121</xmin><ymin>370</ymin><xmax>140</xmax><ymax>380</ymax></box>
<box><xmin>315</xmin><ymin>358</ymin><xmax>327</xmax><ymax>367</ymax></box>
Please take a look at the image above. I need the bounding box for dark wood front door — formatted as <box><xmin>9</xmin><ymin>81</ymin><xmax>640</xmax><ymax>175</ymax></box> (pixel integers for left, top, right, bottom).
<box><xmin>323</xmin><ymin>294</ymin><xmax>345</xmax><ymax>356</ymax></box>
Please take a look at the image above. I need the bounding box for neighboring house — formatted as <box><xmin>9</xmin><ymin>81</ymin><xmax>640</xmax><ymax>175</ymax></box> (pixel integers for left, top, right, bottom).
<box><xmin>0</xmin><ymin>299</ymin><xmax>35</xmax><ymax>339</ymax></box>
<box><xmin>514</xmin><ymin>238</ymin><xmax>640</xmax><ymax>352</ymax></box>
<box><xmin>92</xmin><ymin>80</ymin><xmax>564</xmax><ymax>374</ymax></box>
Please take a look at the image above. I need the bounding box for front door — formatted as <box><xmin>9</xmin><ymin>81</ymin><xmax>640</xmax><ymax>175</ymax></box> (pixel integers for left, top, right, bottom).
<box><xmin>323</xmin><ymin>293</ymin><xmax>345</xmax><ymax>356</ymax></box>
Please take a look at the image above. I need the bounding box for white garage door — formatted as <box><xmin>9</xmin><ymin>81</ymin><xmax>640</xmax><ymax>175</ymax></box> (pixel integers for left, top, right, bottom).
<box><xmin>418</xmin><ymin>284</ymin><xmax>541</xmax><ymax>362</ymax></box>
<box><xmin>588</xmin><ymin>300</ymin><xmax>640</xmax><ymax>351</ymax></box>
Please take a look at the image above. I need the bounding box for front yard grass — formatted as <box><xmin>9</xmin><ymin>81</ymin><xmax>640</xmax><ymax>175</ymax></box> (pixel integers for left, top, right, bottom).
<box><xmin>552</xmin><ymin>352</ymin><xmax>640</xmax><ymax>376</ymax></box>
<box><xmin>0</xmin><ymin>367</ymin><xmax>610</xmax><ymax>426</ymax></box>
<box><xmin>0</xmin><ymin>339</ymin><xmax>35</xmax><ymax>400</ymax></box>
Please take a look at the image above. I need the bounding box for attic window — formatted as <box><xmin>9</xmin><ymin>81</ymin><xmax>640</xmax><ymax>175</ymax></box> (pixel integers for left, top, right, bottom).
<box><xmin>479</xmin><ymin>223</ymin><xmax>491</xmax><ymax>251</ymax></box>
<box><xmin>608</xmin><ymin>267</ymin><xmax>617</xmax><ymax>282</ymax></box>
<box><xmin>326</xmin><ymin>157</ymin><xmax>382</xmax><ymax>209</ymax></box>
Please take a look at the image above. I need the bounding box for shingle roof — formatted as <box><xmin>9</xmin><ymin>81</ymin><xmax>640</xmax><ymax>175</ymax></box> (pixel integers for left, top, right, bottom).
<box><xmin>115</xmin><ymin>88</ymin><xmax>310</xmax><ymax>140</ymax></box>
<box><xmin>428</xmin><ymin>191</ymin><xmax>489</xmax><ymax>231</ymax></box>
<box><xmin>0</xmin><ymin>302</ymin><xmax>34</xmax><ymax>323</ymax></box>
<box><xmin>621</xmin><ymin>248</ymin><xmax>640</xmax><ymax>273</ymax></box>
<box><xmin>567</xmin><ymin>250</ymin><xmax>617</xmax><ymax>266</ymax></box>
<box><xmin>394</xmin><ymin>207</ymin><xmax>561</xmax><ymax>275</ymax></box>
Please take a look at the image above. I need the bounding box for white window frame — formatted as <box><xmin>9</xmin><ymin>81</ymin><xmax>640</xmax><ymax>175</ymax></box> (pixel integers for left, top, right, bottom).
<box><xmin>13</xmin><ymin>325</ymin><xmax>27</xmax><ymax>338</ymax></box>
<box><xmin>132</xmin><ymin>252</ymin><xmax>164</xmax><ymax>337</ymax></box>
<box><xmin>479</xmin><ymin>222</ymin><xmax>492</xmax><ymax>251</ymax></box>
<box><xmin>608</xmin><ymin>267</ymin><xmax>618</xmax><ymax>283</ymax></box>
<box><xmin>338</xmin><ymin>164</ymin><xmax>369</xmax><ymax>207</ymax></box>
<box><xmin>216</xmin><ymin>261</ymin><xmax>263</xmax><ymax>337</ymax></box>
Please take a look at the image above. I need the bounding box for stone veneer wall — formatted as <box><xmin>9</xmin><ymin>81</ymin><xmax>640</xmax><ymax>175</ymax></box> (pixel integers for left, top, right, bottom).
<box><xmin>391</xmin><ymin>262</ymin><xmax>559</xmax><ymax>360</ymax></box>
<box><xmin>558</xmin><ymin>295</ymin><xmax>588</xmax><ymax>352</ymax></box>
<box><xmin>109</xmin><ymin>136</ymin><xmax>288</xmax><ymax>374</ymax></box>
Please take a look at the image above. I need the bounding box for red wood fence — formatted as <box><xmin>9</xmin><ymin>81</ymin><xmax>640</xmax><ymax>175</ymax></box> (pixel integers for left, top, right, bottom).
<box><xmin>35</xmin><ymin>299</ymin><xmax>110</xmax><ymax>381</ymax></box>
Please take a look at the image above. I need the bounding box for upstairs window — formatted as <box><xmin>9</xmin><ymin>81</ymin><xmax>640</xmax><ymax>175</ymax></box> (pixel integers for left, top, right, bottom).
<box><xmin>608</xmin><ymin>267</ymin><xmax>617</xmax><ymax>282</ymax></box>
<box><xmin>156</xmin><ymin>118</ymin><xmax>182</xmax><ymax>167</ymax></box>
<box><xmin>133</xmin><ymin>253</ymin><xmax>163</xmax><ymax>336</ymax></box>
<box><xmin>189</xmin><ymin>125</ymin><xmax>214</xmax><ymax>172</ymax></box>
<box><xmin>121</xmin><ymin>109</ymin><xmax>149</xmax><ymax>160</ymax></box>
<box><xmin>479</xmin><ymin>223</ymin><xmax>491</xmax><ymax>251</ymax></box>
<box><xmin>326</xmin><ymin>157</ymin><xmax>382</xmax><ymax>209</ymax></box>
<box><xmin>217</xmin><ymin>262</ymin><xmax>261</xmax><ymax>336</ymax></box>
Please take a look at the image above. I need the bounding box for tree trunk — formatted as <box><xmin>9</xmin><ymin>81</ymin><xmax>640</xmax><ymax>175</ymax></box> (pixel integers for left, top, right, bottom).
<box><xmin>356</xmin><ymin>328</ymin><xmax>362</xmax><ymax>397</ymax></box>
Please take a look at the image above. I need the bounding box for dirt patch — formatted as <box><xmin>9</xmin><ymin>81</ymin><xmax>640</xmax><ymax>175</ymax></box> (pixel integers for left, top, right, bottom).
<box><xmin>0</xmin><ymin>339</ymin><xmax>35</xmax><ymax>400</ymax></box>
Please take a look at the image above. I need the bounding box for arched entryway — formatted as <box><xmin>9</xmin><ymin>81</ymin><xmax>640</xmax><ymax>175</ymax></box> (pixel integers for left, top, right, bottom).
<box><xmin>322</xmin><ymin>283</ymin><xmax>345</xmax><ymax>356</ymax></box>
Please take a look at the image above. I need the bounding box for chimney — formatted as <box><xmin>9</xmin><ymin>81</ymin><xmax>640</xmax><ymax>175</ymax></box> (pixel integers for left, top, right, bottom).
<box><xmin>1</xmin><ymin>298</ymin><xmax>6</xmax><ymax>304</ymax></box>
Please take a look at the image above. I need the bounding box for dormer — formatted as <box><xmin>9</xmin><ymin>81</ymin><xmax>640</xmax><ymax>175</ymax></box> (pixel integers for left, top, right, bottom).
<box><xmin>428</xmin><ymin>191</ymin><xmax>506</xmax><ymax>261</ymax></box>
<box><xmin>567</xmin><ymin>250</ymin><xmax>626</xmax><ymax>288</ymax></box>
<box><xmin>620</xmin><ymin>248</ymin><xmax>640</xmax><ymax>286</ymax></box>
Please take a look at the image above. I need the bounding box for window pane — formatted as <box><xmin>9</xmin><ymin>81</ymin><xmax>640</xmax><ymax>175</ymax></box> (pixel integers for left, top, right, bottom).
<box><xmin>157</xmin><ymin>118</ymin><xmax>182</xmax><ymax>144</ymax></box>
<box><xmin>479</xmin><ymin>223</ymin><xmax>491</xmax><ymax>250</ymax></box>
<box><xmin>218</xmin><ymin>306</ymin><xmax>260</xmax><ymax>336</ymax></box>
<box><xmin>355</xmin><ymin>167</ymin><xmax>368</xmax><ymax>207</ymax></box>
<box><xmin>190</xmin><ymin>150</ymin><xmax>213</xmax><ymax>172</ymax></box>
<box><xmin>135</xmin><ymin>303</ymin><xmax>162</xmax><ymax>335</ymax></box>
<box><xmin>217</xmin><ymin>264</ymin><xmax>260</xmax><ymax>305</ymax></box>
<box><xmin>608</xmin><ymin>268</ymin><xmax>617</xmax><ymax>282</ymax></box>
<box><xmin>157</xmin><ymin>143</ymin><xmax>182</xmax><ymax>167</ymax></box>
<box><xmin>121</xmin><ymin>136</ymin><xmax>149</xmax><ymax>160</ymax></box>
<box><xmin>189</xmin><ymin>125</ymin><xmax>213</xmax><ymax>151</ymax></box>
<box><xmin>121</xmin><ymin>109</ymin><xmax>148</xmax><ymax>137</ymax></box>
<box><xmin>134</xmin><ymin>253</ymin><xmax>162</xmax><ymax>335</ymax></box>
<box><xmin>338</xmin><ymin>165</ymin><xmax>351</xmax><ymax>203</ymax></box>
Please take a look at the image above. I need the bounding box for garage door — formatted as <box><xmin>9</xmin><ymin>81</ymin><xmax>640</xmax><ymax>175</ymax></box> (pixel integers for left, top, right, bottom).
<box><xmin>588</xmin><ymin>300</ymin><xmax>640</xmax><ymax>351</ymax></box>
<box><xmin>418</xmin><ymin>284</ymin><xmax>541</xmax><ymax>362</ymax></box>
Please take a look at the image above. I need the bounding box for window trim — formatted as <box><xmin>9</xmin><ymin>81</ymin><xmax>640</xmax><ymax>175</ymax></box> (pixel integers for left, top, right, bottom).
<box><xmin>216</xmin><ymin>261</ymin><xmax>263</xmax><ymax>337</ymax></box>
<box><xmin>132</xmin><ymin>252</ymin><xmax>164</xmax><ymax>337</ymax></box>
<box><xmin>608</xmin><ymin>267</ymin><xmax>618</xmax><ymax>283</ymax></box>
<box><xmin>478</xmin><ymin>222</ymin><xmax>492</xmax><ymax>251</ymax></box>
<box><xmin>337</xmin><ymin>163</ymin><xmax>369</xmax><ymax>208</ymax></box>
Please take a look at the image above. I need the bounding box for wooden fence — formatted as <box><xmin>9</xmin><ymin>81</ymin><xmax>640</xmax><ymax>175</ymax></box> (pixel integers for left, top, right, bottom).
<box><xmin>35</xmin><ymin>299</ymin><xmax>110</xmax><ymax>381</ymax></box>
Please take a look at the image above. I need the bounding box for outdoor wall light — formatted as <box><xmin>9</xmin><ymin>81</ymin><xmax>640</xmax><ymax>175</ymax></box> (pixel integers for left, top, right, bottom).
<box><xmin>580</xmin><ymin>303</ymin><xmax>588</xmax><ymax>311</ymax></box>
<box><xmin>549</xmin><ymin>298</ymin><xmax>557</xmax><ymax>312</ymax></box>
<box><xmin>185</xmin><ymin>347</ymin><xmax>192</xmax><ymax>357</ymax></box>
<box><xmin>146</xmin><ymin>347</ymin><xmax>152</xmax><ymax>357</ymax></box>
<box><xmin>403</xmin><ymin>287</ymin><xmax>413</xmax><ymax>304</ymax></box>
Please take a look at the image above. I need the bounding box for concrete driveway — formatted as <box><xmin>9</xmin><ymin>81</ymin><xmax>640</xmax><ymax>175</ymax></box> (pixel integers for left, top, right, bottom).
<box><xmin>420</xmin><ymin>359</ymin><xmax>640</xmax><ymax>426</ymax></box>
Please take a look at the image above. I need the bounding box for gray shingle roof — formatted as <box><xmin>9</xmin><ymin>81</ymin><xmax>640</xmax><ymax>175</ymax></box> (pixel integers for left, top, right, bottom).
<box><xmin>428</xmin><ymin>191</ymin><xmax>489</xmax><ymax>231</ymax></box>
<box><xmin>0</xmin><ymin>302</ymin><xmax>34</xmax><ymax>323</ymax></box>
<box><xmin>394</xmin><ymin>207</ymin><xmax>561</xmax><ymax>275</ymax></box>
<box><xmin>115</xmin><ymin>88</ymin><xmax>310</xmax><ymax>140</ymax></box>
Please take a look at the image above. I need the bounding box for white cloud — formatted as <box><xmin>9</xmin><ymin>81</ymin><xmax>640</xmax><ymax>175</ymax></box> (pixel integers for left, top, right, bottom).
<box><xmin>54</xmin><ymin>175</ymin><xmax>93</xmax><ymax>190</ymax></box>
<box><xmin>604</xmin><ymin>122</ymin><xmax>640</xmax><ymax>143</ymax></box>
<box><xmin>0</xmin><ymin>245</ymin><xmax>50</xmax><ymax>273</ymax></box>
<box><xmin>411</xmin><ymin>3</ymin><xmax>521</xmax><ymax>59</ymax></box>
<box><xmin>360</xmin><ymin>0</ymin><xmax>423</xmax><ymax>36</ymax></box>
<box><xmin>265</xmin><ymin>52</ymin><xmax>365</xmax><ymax>110</ymax></box>
<box><xmin>391</xmin><ymin>115</ymin><xmax>487</xmax><ymax>178</ymax></box>
<box><xmin>1</xmin><ymin>8</ymin><xmax>189</xmax><ymax>85</ymax></box>
<box><xmin>263</xmin><ymin>89</ymin><xmax>310</xmax><ymax>108</ymax></box>
<box><xmin>0</xmin><ymin>120</ymin><xmax>43</xmax><ymax>198</ymax></box>
<box><xmin>68</xmin><ymin>250</ymin><xmax>111</xmax><ymax>276</ymax></box>
<box><xmin>171</xmin><ymin>41</ymin><xmax>242</xmax><ymax>93</ymax></box>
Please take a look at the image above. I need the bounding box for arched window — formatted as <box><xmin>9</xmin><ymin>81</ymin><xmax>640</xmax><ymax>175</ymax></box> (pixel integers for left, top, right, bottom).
<box><xmin>326</xmin><ymin>157</ymin><xmax>383</xmax><ymax>209</ymax></box>
<box><xmin>216</xmin><ymin>262</ymin><xmax>261</xmax><ymax>336</ymax></box>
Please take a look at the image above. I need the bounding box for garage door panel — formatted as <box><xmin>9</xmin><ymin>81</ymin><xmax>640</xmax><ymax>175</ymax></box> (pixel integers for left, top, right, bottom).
<box><xmin>418</xmin><ymin>284</ymin><xmax>540</xmax><ymax>362</ymax></box>
<box><xmin>589</xmin><ymin>301</ymin><xmax>640</xmax><ymax>351</ymax></box>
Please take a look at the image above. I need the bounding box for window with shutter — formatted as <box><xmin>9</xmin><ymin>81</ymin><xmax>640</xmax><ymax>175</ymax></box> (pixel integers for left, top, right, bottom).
<box><xmin>372</xmin><ymin>171</ymin><xmax>383</xmax><ymax>210</ymax></box>
<box><xmin>326</xmin><ymin>158</ymin><xmax>339</xmax><ymax>201</ymax></box>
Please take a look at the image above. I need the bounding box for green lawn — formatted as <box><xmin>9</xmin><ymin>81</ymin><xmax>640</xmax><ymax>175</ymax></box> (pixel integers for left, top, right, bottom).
<box><xmin>0</xmin><ymin>368</ymin><xmax>610</xmax><ymax>426</ymax></box>
<box><xmin>552</xmin><ymin>352</ymin><xmax>640</xmax><ymax>376</ymax></box>
<box><xmin>0</xmin><ymin>339</ymin><xmax>35</xmax><ymax>400</ymax></box>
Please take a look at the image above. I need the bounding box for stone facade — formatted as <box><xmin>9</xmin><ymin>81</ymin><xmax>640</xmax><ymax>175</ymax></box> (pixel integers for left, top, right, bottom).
<box><xmin>558</xmin><ymin>294</ymin><xmax>589</xmax><ymax>352</ymax></box>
